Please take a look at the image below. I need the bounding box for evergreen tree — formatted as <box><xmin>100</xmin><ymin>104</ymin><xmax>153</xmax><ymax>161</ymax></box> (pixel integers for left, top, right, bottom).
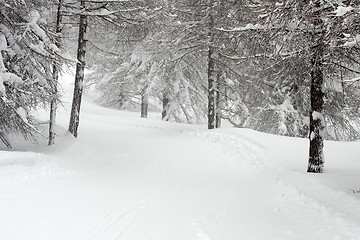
<box><xmin>0</xmin><ymin>0</ymin><xmax>61</xmax><ymax>148</ymax></box>
<box><xmin>49</xmin><ymin>0</ymin><xmax>64</xmax><ymax>145</ymax></box>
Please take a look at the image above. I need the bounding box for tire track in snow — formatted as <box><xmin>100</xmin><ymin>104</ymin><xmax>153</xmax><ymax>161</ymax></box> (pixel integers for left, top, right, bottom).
<box><xmin>8</xmin><ymin>100</ymin><xmax>358</xmax><ymax>240</ymax></box>
<box><xmin>79</xmin><ymin>130</ymin><xmax>243</xmax><ymax>240</ymax></box>
<box><xmin>79</xmin><ymin>121</ymin><xmax>360</xmax><ymax>240</ymax></box>
<box><xmin>85</xmin><ymin>198</ymin><xmax>152</xmax><ymax>240</ymax></box>
<box><xmin>76</xmin><ymin>132</ymin><xmax>181</xmax><ymax>240</ymax></box>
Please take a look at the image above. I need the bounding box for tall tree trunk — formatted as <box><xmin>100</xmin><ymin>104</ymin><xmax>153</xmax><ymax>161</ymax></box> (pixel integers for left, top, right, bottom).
<box><xmin>162</xmin><ymin>92</ymin><xmax>170</xmax><ymax>121</ymax></box>
<box><xmin>48</xmin><ymin>0</ymin><xmax>63</xmax><ymax>145</ymax></box>
<box><xmin>207</xmin><ymin>0</ymin><xmax>216</xmax><ymax>129</ymax></box>
<box><xmin>215</xmin><ymin>71</ymin><xmax>222</xmax><ymax>128</ymax></box>
<box><xmin>68</xmin><ymin>1</ymin><xmax>87</xmax><ymax>138</ymax></box>
<box><xmin>141</xmin><ymin>93</ymin><xmax>148</xmax><ymax>118</ymax></box>
<box><xmin>307</xmin><ymin>2</ymin><xmax>325</xmax><ymax>173</ymax></box>
<box><xmin>208</xmin><ymin>47</ymin><xmax>216</xmax><ymax>129</ymax></box>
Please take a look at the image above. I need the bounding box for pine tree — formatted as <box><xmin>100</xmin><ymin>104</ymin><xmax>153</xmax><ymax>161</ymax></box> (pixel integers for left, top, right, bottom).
<box><xmin>0</xmin><ymin>1</ymin><xmax>61</xmax><ymax>148</ymax></box>
<box><xmin>49</xmin><ymin>0</ymin><xmax>64</xmax><ymax>145</ymax></box>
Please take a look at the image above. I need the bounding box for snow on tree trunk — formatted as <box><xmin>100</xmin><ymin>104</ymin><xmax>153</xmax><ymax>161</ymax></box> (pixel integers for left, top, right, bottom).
<box><xmin>141</xmin><ymin>94</ymin><xmax>148</xmax><ymax>118</ymax></box>
<box><xmin>68</xmin><ymin>1</ymin><xmax>87</xmax><ymax>138</ymax></box>
<box><xmin>307</xmin><ymin>3</ymin><xmax>325</xmax><ymax>173</ymax></box>
<box><xmin>49</xmin><ymin>0</ymin><xmax>63</xmax><ymax>145</ymax></box>
<box><xmin>207</xmin><ymin>0</ymin><xmax>216</xmax><ymax>130</ymax></box>
<box><xmin>162</xmin><ymin>93</ymin><xmax>170</xmax><ymax>121</ymax></box>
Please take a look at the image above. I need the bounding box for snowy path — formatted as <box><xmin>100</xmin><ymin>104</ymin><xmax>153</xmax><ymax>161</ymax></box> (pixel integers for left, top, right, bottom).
<box><xmin>1</xmin><ymin>99</ymin><xmax>360</xmax><ymax>240</ymax></box>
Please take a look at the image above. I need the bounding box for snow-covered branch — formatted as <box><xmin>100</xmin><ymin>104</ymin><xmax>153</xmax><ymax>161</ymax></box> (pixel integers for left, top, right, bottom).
<box><xmin>341</xmin><ymin>77</ymin><xmax>360</xmax><ymax>83</ymax></box>
<box><xmin>215</xmin><ymin>23</ymin><xmax>267</xmax><ymax>32</ymax></box>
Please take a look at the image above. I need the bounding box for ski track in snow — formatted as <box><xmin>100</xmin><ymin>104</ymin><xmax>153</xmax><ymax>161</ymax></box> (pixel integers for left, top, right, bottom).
<box><xmin>1</xmin><ymin>98</ymin><xmax>360</xmax><ymax>239</ymax></box>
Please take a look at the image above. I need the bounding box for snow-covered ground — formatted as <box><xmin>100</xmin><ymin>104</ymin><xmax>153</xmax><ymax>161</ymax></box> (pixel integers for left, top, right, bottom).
<box><xmin>1</xmin><ymin>72</ymin><xmax>360</xmax><ymax>240</ymax></box>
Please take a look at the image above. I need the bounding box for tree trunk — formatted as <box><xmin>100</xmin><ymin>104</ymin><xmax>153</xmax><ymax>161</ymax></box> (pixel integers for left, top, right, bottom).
<box><xmin>307</xmin><ymin>3</ymin><xmax>325</xmax><ymax>173</ymax></box>
<box><xmin>68</xmin><ymin>1</ymin><xmax>87</xmax><ymax>138</ymax></box>
<box><xmin>215</xmin><ymin>71</ymin><xmax>222</xmax><ymax>128</ymax></box>
<box><xmin>48</xmin><ymin>0</ymin><xmax>63</xmax><ymax>145</ymax></box>
<box><xmin>208</xmin><ymin>48</ymin><xmax>216</xmax><ymax>129</ymax></box>
<box><xmin>207</xmin><ymin>0</ymin><xmax>216</xmax><ymax>129</ymax></box>
<box><xmin>141</xmin><ymin>94</ymin><xmax>148</xmax><ymax>118</ymax></box>
<box><xmin>162</xmin><ymin>93</ymin><xmax>170</xmax><ymax>121</ymax></box>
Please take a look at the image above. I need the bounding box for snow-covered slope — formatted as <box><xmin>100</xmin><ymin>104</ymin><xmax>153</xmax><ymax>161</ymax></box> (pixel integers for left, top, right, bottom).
<box><xmin>1</xmin><ymin>72</ymin><xmax>360</xmax><ymax>240</ymax></box>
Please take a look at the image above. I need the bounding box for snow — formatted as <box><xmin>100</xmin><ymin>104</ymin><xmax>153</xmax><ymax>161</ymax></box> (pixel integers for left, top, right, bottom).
<box><xmin>334</xmin><ymin>6</ymin><xmax>353</xmax><ymax>17</ymax></box>
<box><xmin>28</xmin><ymin>10</ymin><xmax>49</xmax><ymax>43</ymax></box>
<box><xmin>343</xmin><ymin>34</ymin><xmax>360</xmax><ymax>48</ymax></box>
<box><xmin>1</xmin><ymin>72</ymin><xmax>22</xmax><ymax>84</ymax></box>
<box><xmin>85</xmin><ymin>8</ymin><xmax>118</xmax><ymax>16</ymax></box>
<box><xmin>313</xmin><ymin>111</ymin><xmax>325</xmax><ymax>126</ymax></box>
<box><xmin>26</xmin><ymin>10</ymin><xmax>60</xmax><ymax>55</ymax></box>
<box><xmin>278</xmin><ymin>121</ymin><xmax>287</xmax><ymax>134</ymax></box>
<box><xmin>216</xmin><ymin>23</ymin><xmax>267</xmax><ymax>32</ymax></box>
<box><xmin>310</xmin><ymin>131</ymin><xmax>315</xmax><ymax>141</ymax></box>
<box><xmin>0</xmin><ymin>74</ymin><xmax>5</xmax><ymax>95</ymax></box>
<box><xmin>1</xmin><ymin>72</ymin><xmax>360</xmax><ymax>240</ymax></box>
<box><xmin>279</xmin><ymin>98</ymin><xmax>295</xmax><ymax>112</ymax></box>
<box><xmin>15</xmin><ymin>107</ymin><xmax>28</xmax><ymax>124</ymax></box>
<box><xmin>0</xmin><ymin>32</ymin><xmax>7</xmax><ymax>73</ymax></box>
<box><xmin>0</xmin><ymin>32</ymin><xmax>7</xmax><ymax>51</ymax></box>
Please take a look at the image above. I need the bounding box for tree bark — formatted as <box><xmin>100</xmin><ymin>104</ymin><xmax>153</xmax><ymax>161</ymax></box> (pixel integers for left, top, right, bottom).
<box><xmin>68</xmin><ymin>0</ymin><xmax>87</xmax><ymax>138</ymax></box>
<box><xmin>141</xmin><ymin>93</ymin><xmax>148</xmax><ymax>118</ymax></box>
<box><xmin>48</xmin><ymin>0</ymin><xmax>63</xmax><ymax>145</ymax></box>
<box><xmin>162</xmin><ymin>93</ymin><xmax>170</xmax><ymax>121</ymax></box>
<box><xmin>307</xmin><ymin>2</ymin><xmax>325</xmax><ymax>173</ymax></box>
<box><xmin>215</xmin><ymin>71</ymin><xmax>222</xmax><ymax>128</ymax></box>
<box><xmin>207</xmin><ymin>0</ymin><xmax>216</xmax><ymax>129</ymax></box>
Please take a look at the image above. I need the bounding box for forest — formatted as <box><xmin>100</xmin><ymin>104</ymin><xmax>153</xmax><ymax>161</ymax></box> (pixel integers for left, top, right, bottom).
<box><xmin>2</xmin><ymin>1</ymin><xmax>360</xmax><ymax>239</ymax></box>
<box><xmin>1</xmin><ymin>0</ymin><xmax>360</xmax><ymax>174</ymax></box>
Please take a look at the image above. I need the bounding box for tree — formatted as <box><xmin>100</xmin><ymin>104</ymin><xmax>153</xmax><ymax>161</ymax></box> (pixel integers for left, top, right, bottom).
<box><xmin>87</xmin><ymin>0</ymin><xmax>209</xmax><ymax>123</ymax></box>
<box><xmin>207</xmin><ymin>0</ymin><xmax>217</xmax><ymax>129</ymax></box>
<box><xmin>67</xmin><ymin>0</ymin><xmax>153</xmax><ymax>137</ymax></box>
<box><xmin>0</xmin><ymin>1</ymin><xmax>61</xmax><ymax>148</ymax></box>
<box><xmin>202</xmin><ymin>0</ymin><xmax>360</xmax><ymax>172</ymax></box>
<box><xmin>241</xmin><ymin>0</ymin><xmax>360</xmax><ymax>172</ymax></box>
<box><xmin>307</xmin><ymin>0</ymin><xmax>326</xmax><ymax>173</ymax></box>
<box><xmin>306</xmin><ymin>1</ymin><xmax>360</xmax><ymax>172</ymax></box>
<box><xmin>68</xmin><ymin>0</ymin><xmax>88</xmax><ymax>138</ymax></box>
<box><xmin>49</xmin><ymin>0</ymin><xmax>64</xmax><ymax>145</ymax></box>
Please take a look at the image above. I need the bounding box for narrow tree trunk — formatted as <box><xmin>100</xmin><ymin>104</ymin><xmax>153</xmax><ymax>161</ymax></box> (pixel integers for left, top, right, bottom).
<box><xmin>48</xmin><ymin>0</ymin><xmax>63</xmax><ymax>145</ymax></box>
<box><xmin>162</xmin><ymin>93</ymin><xmax>170</xmax><ymax>121</ymax></box>
<box><xmin>208</xmin><ymin>52</ymin><xmax>216</xmax><ymax>129</ymax></box>
<box><xmin>68</xmin><ymin>0</ymin><xmax>87</xmax><ymax>138</ymax></box>
<box><xmin>141</xmin><ymin>94</ymin><xmax>148</xmax><ymax>118</ymax></box>
<box><xmin>307</xmin><ymin>4</ymin><xmax>325</xmax><ymax>173</ymax></box>
<box><xmin>207</xmin><ymin>0</ymin><xmax>216</xmax><ymax>129</ymax></box>
<box><xmin>215</xmin><ymin>71</ymin><xmax>222</xmax><ymax>128</ymax></box>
